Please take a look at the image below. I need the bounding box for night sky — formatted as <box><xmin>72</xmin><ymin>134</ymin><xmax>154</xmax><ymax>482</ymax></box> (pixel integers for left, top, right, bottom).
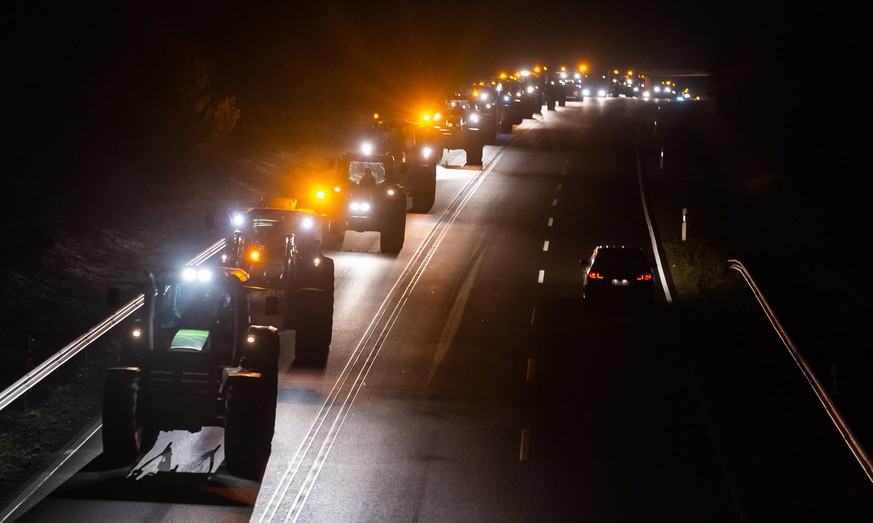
<box><xmin>1</xmin><ymin>2</ymin><xmax>862</xmax><ymax>238</ymax></box>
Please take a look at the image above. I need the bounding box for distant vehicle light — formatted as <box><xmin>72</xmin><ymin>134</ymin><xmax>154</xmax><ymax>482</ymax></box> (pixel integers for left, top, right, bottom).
<box><xmin>386</xmin><ymin>188</ymin><xmax>396</xmax><ymax>196</ymax></box>
<box><xmin>360</xmin><ymin>142</ymin><xmax>373</xmax><ymax>155</ymax></box>
<box><xmin>301</xmin><ymin>217</ymin><xmax>314</xmax><ymax>229</ymax></box>
<box><xmin>350</xmin><ymin>201</ymin><xmax>371</xmax><ymax>212</ymax></box>
<box><xmin>131</xmin><ymin>327</ymin><xmax>142</xmax><ymax>338</ymax></box>
<box><xmin>469</xmin><ymin>114</ymin><xmax>480</xmax><ymax>124</ymax></box>
<box><xmin>248</xmin><ymin>250</ymin><xmax>260</xmax><ymax>262</ymax></box>
<box><xmin>422</xmin><ymin>146</ymin><xmax>433</xmax><ymax>159</ymax></box>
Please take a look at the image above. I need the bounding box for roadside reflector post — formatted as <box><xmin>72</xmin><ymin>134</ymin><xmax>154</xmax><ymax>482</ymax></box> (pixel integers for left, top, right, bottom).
<box><xmin>681</xmin><ymin>207</ymin><xmax>688</xmax><ymax>241</ymax></box>
<box><xmin>659</xmin><ymin>147</ymin><xmax>665</xmax><ymax>171</ymax></box>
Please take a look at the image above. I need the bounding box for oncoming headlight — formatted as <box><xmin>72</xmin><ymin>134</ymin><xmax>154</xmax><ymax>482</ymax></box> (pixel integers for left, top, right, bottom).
<box><xmin>360</xmin><ymin>142</ymin><xmax>374</xmax><ymax>155</ymax></box>
<box><xmin>232</xmin><ymin>212</ymin><xmax>245</xmax><ymax>228</ymax></box>
<box><xmin>301</xmin><ymin>217</ymin><xmax>315</xmax><ymax>229</ymax></box>
<box><xmin>422</xmin><ymin>146</ymin><xmax>433</xmax><ymax>159</ymax></box>
<box><xmin>469</xmin><ymin>114</ymin><xmax>480</xmax><ymax>124</ymax></box>
<box><xmin>350</xmin><ymin>201</ymin><xmax>371</xmax><ymax>212</ymax></box>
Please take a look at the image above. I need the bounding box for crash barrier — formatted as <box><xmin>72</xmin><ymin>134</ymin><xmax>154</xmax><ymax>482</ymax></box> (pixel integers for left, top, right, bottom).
<box><xmin>728</xmin><ymin>259</ymin><xmax>873</xmax><ymax>484</ymax></box>
<box><xmin>0</xmin><ymin>240</ymin><xmax>227</xmax><ymax>413</ymax></box>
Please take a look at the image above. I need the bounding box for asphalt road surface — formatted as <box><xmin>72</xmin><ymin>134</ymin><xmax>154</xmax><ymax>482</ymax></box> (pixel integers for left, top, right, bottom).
<box><xmin>9</xmin><ymin>99</ymin><xmax>873</xmax><ymax>522</ymax></box>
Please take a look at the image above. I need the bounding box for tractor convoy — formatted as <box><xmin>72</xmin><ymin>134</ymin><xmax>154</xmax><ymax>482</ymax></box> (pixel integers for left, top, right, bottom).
<box><xmin>100</xmin><ymin>66</ymin><xmax>589</xmax><ymax>481</ymax></box>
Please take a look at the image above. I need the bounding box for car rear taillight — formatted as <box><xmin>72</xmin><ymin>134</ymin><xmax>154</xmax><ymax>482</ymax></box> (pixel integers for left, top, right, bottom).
<box><xmin>589</xmin><ymin>271</ymin><xmax>604</xmax><ymax>279</ymax></box>
<box><xmin>637</xmin><ymin>273</ymin><xmax>652</xmax><ymax>281</ymax></box>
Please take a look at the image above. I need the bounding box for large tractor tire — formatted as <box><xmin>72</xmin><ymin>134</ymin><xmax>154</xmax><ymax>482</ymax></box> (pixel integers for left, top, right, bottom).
<box><xmin>408</xmin><ymin>168</ymin><xmax>436</xmax><ymax>214</ymax></box>
<box><xmin>102</xmin><ymin>368</ymin><xmax>142</xmax><ymax>466</ymax></box>
<box><xmin>290</xmin><ymin>288</ymin><xmax>333</xmax><ymax>368</ymax></box>
<box><xmin>224</xmin><ymin>372</ymin><xmax>277</xmax><ymax>480</ymax></box>
<box><xmin>464</xmin><ymin>135</ymin><xmax>484</xmax><ymax>166</ymax></box>
<box><xmin>379</xmin><ymin>200</ymin><xmax>407</xmax><ymax>254</ymax></box>
<box><xmin>498</xmin><ymin>111</ymin><xmax>513</xmax><ymax>133</ymax></box>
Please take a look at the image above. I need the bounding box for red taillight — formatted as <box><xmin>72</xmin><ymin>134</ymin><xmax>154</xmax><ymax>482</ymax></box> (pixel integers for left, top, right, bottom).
<box><xmin>637</xmin><ymin>273</ymin><xmax>652</xmax><ymax>281</ymax></box>
<box><xmin>589</xmin><ymin>271</ymin><xmax>604</xmax><ymax>279</ymax></box>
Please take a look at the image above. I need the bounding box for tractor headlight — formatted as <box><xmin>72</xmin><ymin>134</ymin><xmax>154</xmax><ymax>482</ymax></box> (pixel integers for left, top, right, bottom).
<box><xmin>182</xmin><ymin>267</ymin><xmax>212</xmax><ymax>283</ymax></box>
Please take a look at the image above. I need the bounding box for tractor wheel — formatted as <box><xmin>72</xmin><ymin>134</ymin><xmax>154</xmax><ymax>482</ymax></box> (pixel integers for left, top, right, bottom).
<box><xmin>291</xmin><ymin>288</ymin><xmax>333</xmax><ymax>368</ymax></box>
<box><xmin>224</xmin><ymin>373</ymin><xmax>277</xmax><ymax>480</ymax></box>
<box><xmin>379</xmin><ymin>201</ymin><xmax>406</xmax><ymax>254</ymax></box>
<box><xmin>464</xmin><ymin>135</ymin><xmax>484</xmax><ymax>166</ymax></box>
<box><xmin>102</xmin><ymin>368</ymin><xmax>142</xmax><ymax>466</ymax></box>
<box><xmin>408</xmin><ymin>169</ymin><xmax>436</xmax><ymax>213</ymax></box>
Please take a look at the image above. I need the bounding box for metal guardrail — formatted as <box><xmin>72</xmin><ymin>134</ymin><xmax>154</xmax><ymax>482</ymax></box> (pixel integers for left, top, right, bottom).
<box><xmin>0</xmin><ymin>239</ymin><xmax>226</xmax><ymax>413</ymax></box>
<box><xmin>728</xmin><ymin>258</ymin><xmax>873</xmax><ymax>484</ymax></box>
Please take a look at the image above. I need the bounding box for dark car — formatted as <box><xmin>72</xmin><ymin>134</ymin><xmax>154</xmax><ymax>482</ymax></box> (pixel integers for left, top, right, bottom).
<box><xmin>581</xmin><ymin>245</ymin><xmax>655</xmax><ymax>310</ymax></box>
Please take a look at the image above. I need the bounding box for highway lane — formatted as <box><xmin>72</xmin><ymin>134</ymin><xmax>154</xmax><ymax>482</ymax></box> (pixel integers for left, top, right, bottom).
<box><xmin>10</xmin><ymin>100</ymin><xmax>873</xmax><ymax>521</ymax></box>
<box><xmin>256</xmin><ymin>102</ymin><xmax>740</xmax><ymax>521</ymax></box>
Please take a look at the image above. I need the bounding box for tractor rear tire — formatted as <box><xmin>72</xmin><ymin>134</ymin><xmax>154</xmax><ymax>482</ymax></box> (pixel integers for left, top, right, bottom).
<box><xmin>102</xmin><ymin>368</ymin><xmax>142</xmax><ymax>466</ymax></box>
<box><xmin>224</xmin><ymin>373</ymin><xmax>277</xmax><ymax>480</ymax></box>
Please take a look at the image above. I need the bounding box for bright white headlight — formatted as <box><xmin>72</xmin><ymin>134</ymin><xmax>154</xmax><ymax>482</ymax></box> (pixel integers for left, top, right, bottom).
<box><xmin>360</xmin><ymin>142</ymin><xmax>373</xmax><ymax>155</ymax></box>
<box><xmin>422</xmin><ymin>146</ymin><xmax>432</xmax><ymax>158</ymax></box>
<box><xmin>301</xmin><ymin>217</ymin><xmax>314</xmax><ymax>229</ymax></box>
<box><xmin>232</xmin><ymin>212</ymin><xmax>245</xmax><ymax>228</ymax></box>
